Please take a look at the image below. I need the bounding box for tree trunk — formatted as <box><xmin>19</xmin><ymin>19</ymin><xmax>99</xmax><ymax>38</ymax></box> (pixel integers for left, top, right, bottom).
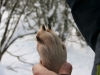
<box><xmin>0</xmin><ymin>47</ymin><xmax>7</xmax><ymax>62</ymax></box>
<box><xmin>0</xmin><ymin>53</ymin><xmax>3</xmax><ymax>62</ymax></box>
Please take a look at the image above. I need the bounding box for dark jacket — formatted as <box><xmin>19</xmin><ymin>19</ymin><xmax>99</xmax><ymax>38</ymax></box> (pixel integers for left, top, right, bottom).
<box><xmin>66</xmin><ymin>0</ymin><xmax>100</xmax><ymax>51</ymax></box>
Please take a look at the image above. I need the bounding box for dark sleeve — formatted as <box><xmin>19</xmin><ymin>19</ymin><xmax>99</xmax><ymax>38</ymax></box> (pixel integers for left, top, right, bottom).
<box><xmin>66</xmin><ymin>0</ymin><xmax>100</xmax><ymax>51</ymax></box>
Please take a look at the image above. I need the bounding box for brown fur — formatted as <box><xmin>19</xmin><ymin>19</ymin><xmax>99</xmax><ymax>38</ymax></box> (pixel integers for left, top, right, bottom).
<box><xmin>36</xmin><ymin>25</ymin><xmax>67</xmax><ymax>73</ymax></box>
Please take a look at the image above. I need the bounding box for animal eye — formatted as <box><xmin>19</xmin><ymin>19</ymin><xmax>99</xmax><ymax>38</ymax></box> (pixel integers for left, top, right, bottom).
<box><xmin>36</xmin><ymin>36</ymin><xmax>42</xmax><ymax>43</ymax></box>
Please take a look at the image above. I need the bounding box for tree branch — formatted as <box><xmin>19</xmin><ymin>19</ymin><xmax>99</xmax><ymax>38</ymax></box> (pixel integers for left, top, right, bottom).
<box><xmin>1</xmin><ymin>30</ymin><xmax>36</xmax><ymax>56</ymax></box>
<box><xmin>3</xmin><ymin>0</ymin><xmax>8</xmax><ymax>6</ymax></box>
<box><xmin>1</xmin><ymin>0</ymin><xmax>19</xmax><ymax>47</ymax></box>
<box><xmin>6</xmin><ymin>51</ymin><xmax>34</xmax><ymax>66</ymax></box>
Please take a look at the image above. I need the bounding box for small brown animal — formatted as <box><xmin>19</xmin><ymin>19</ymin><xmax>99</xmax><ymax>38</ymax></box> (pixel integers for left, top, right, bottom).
<box><xmin>36</xmin><ymin>25</ymin><xmax>67</xmax><ymax>73</ymax></box>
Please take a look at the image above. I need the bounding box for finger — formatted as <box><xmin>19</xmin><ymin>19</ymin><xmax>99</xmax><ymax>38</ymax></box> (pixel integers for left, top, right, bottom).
<box><xmin>58</xmin><ymin>62</ymin><xmax>73</xmax><ymax>74</ymax></box>
<box><xmin>32</xmin><ymin>64</ymin><xmax>43</xmax><ymax>75</ymax></box>
<box><xmin>32</xmin><ymin>63</ymin><xmax>58</xmax><ymax>75</ymax></box>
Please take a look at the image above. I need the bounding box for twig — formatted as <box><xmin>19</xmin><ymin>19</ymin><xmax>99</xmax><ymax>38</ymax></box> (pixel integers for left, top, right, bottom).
<box><xmin>6</xmin><ymin>51</ymin><xmax>34</xmax><ymax>66</ymax></box>
<box><xmin>13</xmin><ymin>67</ymin><xmax>31</xmax><ymax>71</ymax></box>
<box><xmin>7</xmin><ymin>67</ymin><xmax>18</xmax><ymax>72</ymax></box>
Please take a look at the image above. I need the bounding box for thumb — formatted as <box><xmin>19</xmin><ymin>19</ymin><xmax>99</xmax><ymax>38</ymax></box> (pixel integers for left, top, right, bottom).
<box><xmin>58</xmin><ymin>62</ymin><xmax>72</xmax><ymax>74</ymax></box>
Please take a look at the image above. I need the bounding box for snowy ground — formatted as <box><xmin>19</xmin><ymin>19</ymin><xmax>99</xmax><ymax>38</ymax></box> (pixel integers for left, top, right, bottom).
<box><xmin>67</xmin><ymin>43</ymin><xmax>95</xmax><ymax>75</ymax></box>
<box><xmin>0</xmin><ymin>35</ymin><xmax>95</xmax><ymax>75</ymax></box>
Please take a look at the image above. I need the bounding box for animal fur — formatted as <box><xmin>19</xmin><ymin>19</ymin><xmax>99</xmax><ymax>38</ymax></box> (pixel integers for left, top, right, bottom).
<box><xmin>36</xmin><ymin>25</ymin><xmax>67</xmax><ymax>73</ymax></box>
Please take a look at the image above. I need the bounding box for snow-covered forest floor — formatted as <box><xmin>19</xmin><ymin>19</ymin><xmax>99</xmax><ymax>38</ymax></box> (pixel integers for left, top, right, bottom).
<box><xmin>0</xmin><ymin>35</ymin><xmax>95</xmax><ymax>75</ymax></box>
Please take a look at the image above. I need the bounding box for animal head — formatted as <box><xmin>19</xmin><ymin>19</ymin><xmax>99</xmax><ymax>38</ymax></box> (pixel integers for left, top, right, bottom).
<box><xmin>36</xmin><ymin>24</ymin><xmax>66</xmax><ymax>56</ymax></box>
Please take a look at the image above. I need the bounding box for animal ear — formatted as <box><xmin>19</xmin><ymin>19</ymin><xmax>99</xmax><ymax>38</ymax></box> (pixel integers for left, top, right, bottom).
<box><xmin>42</xmin><ymin>25</ymin><xmax>46</xmax><ymax>31</ymax></box>
<box><xmin>48</xmin><ymin>24</ymin><xmax>51</xmax><ymax>30</ymax></box>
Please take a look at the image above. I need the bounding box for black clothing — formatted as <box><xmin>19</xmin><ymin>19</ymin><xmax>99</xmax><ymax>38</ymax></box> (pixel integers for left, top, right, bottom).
<box><xmin>66</xmin><ymin>0</ymin><xmax>100</xmax><ymax>75</ymax></box>
<box><xmin>66</xmin><ymin>0</ymin><xmax>100</xmax><ymax>51</ymax></box>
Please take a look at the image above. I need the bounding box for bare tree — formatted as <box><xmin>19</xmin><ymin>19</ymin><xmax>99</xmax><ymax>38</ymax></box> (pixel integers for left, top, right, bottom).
<box><xmin>0</xmin><ymin>0</ymin><xmax>36</xmax><ymax>61</ymax></box>
<box><xmin>0</xmin><ymin>0</ymin><xmax>85</xmax><ymax>62</ymax></box>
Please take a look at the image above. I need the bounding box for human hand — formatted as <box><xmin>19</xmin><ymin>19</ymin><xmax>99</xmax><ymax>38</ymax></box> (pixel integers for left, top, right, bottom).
<box><xmin>32</xmin><ymin>63</ymin><xmax>57</xmax><ymax>75</ymax></box>
<box><xmin>58</xmin><ymin>62</ymin><xmax>72</xmax><ymax>74</ymax></box>
<box><xmin>32</xmin><ymin>62</ymin><xmax>72</xmax><ymax>75</ymax></box>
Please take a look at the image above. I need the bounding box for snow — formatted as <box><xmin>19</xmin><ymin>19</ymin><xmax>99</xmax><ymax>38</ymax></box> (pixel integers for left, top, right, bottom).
<box><xmin>1</xmin><ymin>10</ymin><xmax>8</xmax><ymax>21</ymax></box>
<box><xmin>47</xmin><ymin>6</ymin><xmax>56</xmax><ymax>18</ymax></box>
<box><xmin>0</xmin><ymin>64</ymin><xmax>5</xmax><ymax>75</ymax></box>
<box><xmin>56</xmin><ymin>3</ymin><xmax>65</xmax><ymax>25</ymax></box>
<box><xmin>58</xmin><ymin>3</ymin><xmax>65</xmax><ymax>12</ymax></box>
<box><xmin>66</xmin><ymin>42</ymin><xmax>95</xmax><ymax>75</ymax></box>
<box><xmin>0</xmin><ymin>35</ymin><xmax>95</xmax><ymax>75</ymax></box>
<box><xmin>1</xmin><ymin>6</ymin><xmax>6</xmax><ymax>15</ymax></box>
<box><xmin>0</xmin><ymin>11</ymin><xmax>9</xmax><ymax>51</ymax></box>
<box><xmin>34</xmin><ymin>2</ymin><xmax>40</xmax><ymax>8</ymax></box>
<box><xmin>27</xmin><ymin>17</ymin><xmax>36</xmax><ymax>27</ymax></box>
<box><xmin>0</xmin><ymin>64</ymin><xmax>23</xmax><ymax>75</ymax></box>
<box><xmin>1</xmin><ymin>15</ymin><xmax>36</xmax><ymax>52</ymax></box>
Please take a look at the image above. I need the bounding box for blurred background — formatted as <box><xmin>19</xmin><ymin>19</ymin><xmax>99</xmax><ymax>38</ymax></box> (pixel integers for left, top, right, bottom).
<box><xmin>0</xmin><ymin>0</ymin><xmax>95</xmax><ymax>75</ymax></box>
